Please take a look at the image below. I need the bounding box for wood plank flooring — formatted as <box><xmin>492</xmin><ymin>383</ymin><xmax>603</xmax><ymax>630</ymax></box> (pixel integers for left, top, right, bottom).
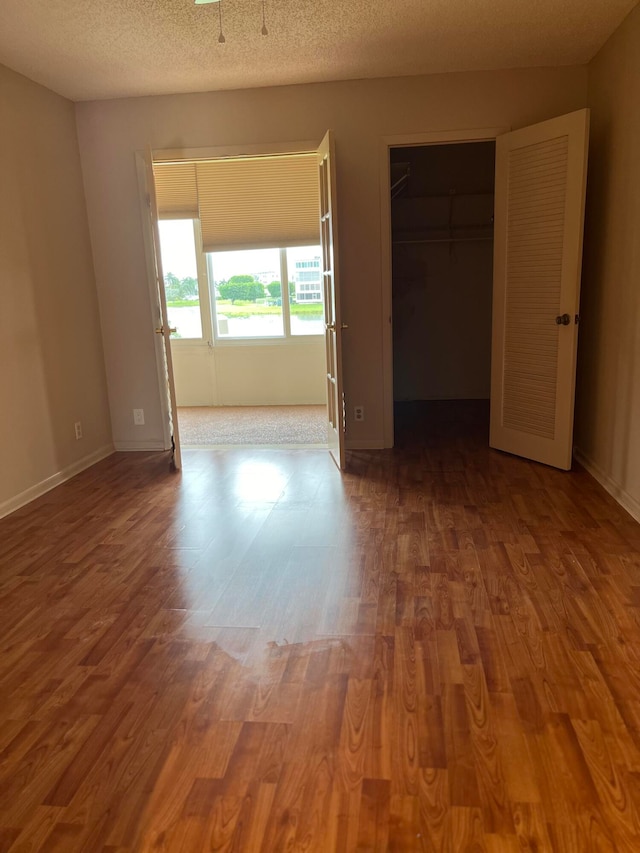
<box><xmin>2</xmin><ymin>401</ymin><xmax>640</xmax><ymax>851</ymax></box>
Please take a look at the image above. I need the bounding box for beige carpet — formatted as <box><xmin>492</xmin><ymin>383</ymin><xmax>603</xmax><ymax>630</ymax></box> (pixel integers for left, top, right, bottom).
<box><xmin>177</xmin><ymin>405</ymin><xmax>327</xmax><ymax>446</ymax></box>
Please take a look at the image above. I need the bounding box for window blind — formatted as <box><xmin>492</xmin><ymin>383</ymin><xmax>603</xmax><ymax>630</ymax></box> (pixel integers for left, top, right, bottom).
<box><xmin>153</xmin><ymin>153</ymin><xmax>320</xmax><ymax>252</ymax></box>
<box><xmin>153</xmin><ymin>162</ymin><xmax>198</xmax><ymax>220</ymax></box>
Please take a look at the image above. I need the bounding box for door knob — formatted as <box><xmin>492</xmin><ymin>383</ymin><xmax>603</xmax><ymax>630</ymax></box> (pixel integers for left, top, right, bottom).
<box><xmin>555</xmin><ymin>314</ymin><xmax>571</xmax><ymax>326</ymax></box>
<box><xmin>155</xmin><ymin>326</ymin><xmax>177</xmax><ymax>335</ymax></box>
<box><xmin>325</xmin><ymin>322</ymin><xmax>336</xmax><ymax>331</ymax></box>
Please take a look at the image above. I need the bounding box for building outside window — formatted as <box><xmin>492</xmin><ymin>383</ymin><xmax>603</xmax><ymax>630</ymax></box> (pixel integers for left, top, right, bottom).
<box><xmin>293</xmin><ymin>255</ymin><xmax>322</xmax><ymax>303</ymax></box>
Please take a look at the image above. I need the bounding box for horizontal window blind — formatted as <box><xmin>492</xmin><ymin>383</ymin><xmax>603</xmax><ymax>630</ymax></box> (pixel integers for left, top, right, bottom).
<box><xmin>153</xmin><ymin>162</ymin><xmax>198</xmax><ymax>220</ymax></box>
<box><xmin>152</xmin><ymin>154</ymin><xmax>320</xmax><ymax>252</ymax></box>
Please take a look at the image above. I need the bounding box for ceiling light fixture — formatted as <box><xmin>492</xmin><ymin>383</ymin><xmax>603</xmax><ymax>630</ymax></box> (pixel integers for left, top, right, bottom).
<box><xmin>194</xmin><ymin>0</ymin><xmax>269</xmax><ymax>42</ymax></box>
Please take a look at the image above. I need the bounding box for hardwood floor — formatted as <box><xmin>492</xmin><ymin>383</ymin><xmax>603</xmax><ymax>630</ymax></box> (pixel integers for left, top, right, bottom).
<box><xmin>2</xmin><ymin>401</ymin><xmax>640</xmax><ymax>851</ymax></box>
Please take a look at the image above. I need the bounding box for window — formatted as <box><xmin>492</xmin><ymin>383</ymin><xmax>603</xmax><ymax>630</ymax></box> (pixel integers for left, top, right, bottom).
<box><xmin>157</xmin><ymin>219</ymin><xmax>205</xmax><ymax>340</ymax></box>
<box><xmin>158</xmin><ymin>234</ymin><xmax>325</xmax><ymax>343</ymax></box>
<box><xmin>207</xmin><ymin>244</ymin><xmax>324</xmax><ymax>340</ymax></box>
<box><xmin>209</xmin><ymin>248</ymin><xmax>284</xmax><ymax>338</ymax></box>
<box><xmin>153</xmin><ymin>153</ymin><xmax>324</xmax><ymax>343</ymax></box>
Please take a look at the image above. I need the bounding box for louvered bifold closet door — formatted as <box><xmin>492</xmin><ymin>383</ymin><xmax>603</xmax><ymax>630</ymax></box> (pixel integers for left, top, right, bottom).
<box><xmin>490</xmin><ymin>110</ymin><xmax>589</xmax><ymax>470</ymax></box>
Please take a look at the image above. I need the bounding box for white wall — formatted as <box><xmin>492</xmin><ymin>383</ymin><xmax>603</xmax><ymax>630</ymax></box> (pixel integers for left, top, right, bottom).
<box><xmin>75</xmin><ymin>66</ymin><xmax>587</xmax><ymax>450</ymax></box>
<box><xmin>0</xmin><ymin>64</ymin><xmax>112</xmax><ymax>517</ymax></box>
<box><xmin>574</xmin><ymin>3</ymin><xmax>640</xmax><ymax>520</ymax></box>
<box><xmin>172</xmin><ymin>341</ymin><xmax>326</xmax><ymax>407</ymax></box>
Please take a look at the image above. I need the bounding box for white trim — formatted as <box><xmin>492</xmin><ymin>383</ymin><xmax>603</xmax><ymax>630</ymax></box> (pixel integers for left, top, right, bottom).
<box><xmin>135</xmin><ymin>151</ymin><xmax>173</xmax><ymax>451</ymax></box>
<box><xmin>0</xmin><ymin>445</ymin><xmax>114</xmax><ymax>520</ymax></box>
<box><xmin>113</xmin><ymin>439</ymin><xmax>167</xmax><ymax>451</ymax></box>
<box><xmin>152</xmin><ymin>140</ymin><xmax>321</xmax><ymax>163</ymax></box>
<box><xmin>573</xmin><ymin>448</ymin><xmax>640</xmax><ymax>524</ymax></box>
<box><xmin>346</xmin><ymin>438</ymin><xmax>385</xmax><ymax>450</ymax></box>
<box><xmin>212</xmin><ymin>335</ymin><xmax>324</xmax><ymax>348</ymax></box>
<box><xmin>379</xmin><ymin>126</ymin><xmax>507</xmax><ymax>449</ymax></box>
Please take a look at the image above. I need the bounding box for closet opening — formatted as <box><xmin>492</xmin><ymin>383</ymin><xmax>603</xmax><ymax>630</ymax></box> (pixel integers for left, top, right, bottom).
<box><xmin>389</xmin><ymin>141</ymin><xmax>496</xmax><ymax>447</ymax></box>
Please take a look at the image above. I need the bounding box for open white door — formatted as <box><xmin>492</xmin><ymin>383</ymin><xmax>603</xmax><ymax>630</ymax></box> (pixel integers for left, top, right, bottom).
<box><xmin>318</xmin><ymin>131</ymin><xmax>346</xmax><ymax>470</ymax></box>
<box><xmin>490</xmin><ymin>109</ymin><xmax>589</xmax><ymax>470</ymax></box>
<box><xmin>143</xmin><ymin>147</ymin><xmax>182</xmax><ymax>470</ymax></box>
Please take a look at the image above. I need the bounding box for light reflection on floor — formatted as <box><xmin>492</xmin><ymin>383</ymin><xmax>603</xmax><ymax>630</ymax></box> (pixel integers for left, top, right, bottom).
<box><xmin>161</xmin><ymin>448</ymin><xmax>356</xmax><ymax>668</ymax></box>
<box><xmin>233</xmin><ymin>459</ymin><xmax>289</xmax><ymax>503</ymax></box>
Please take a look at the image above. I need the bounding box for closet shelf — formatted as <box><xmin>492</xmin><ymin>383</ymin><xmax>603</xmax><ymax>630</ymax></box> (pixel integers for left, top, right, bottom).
<box><xmin>393</xmin><ymin>235</ymin><xmax>493</xmax><ymax>245</ymax></box>
<box><xmin>392</xmin><ymin>191</ymin><xmax>494</xmax><ymax>201</ymax></box>
<box><xmin>392</xmin><ymin>225</ymin><xmax>493</xmax><ymax>245</ymax></box>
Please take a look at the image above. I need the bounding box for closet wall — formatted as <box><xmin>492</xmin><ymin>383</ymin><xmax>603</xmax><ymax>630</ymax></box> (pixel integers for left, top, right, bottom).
<box><xmin>391</xmin><ymin>142</ymin><xmax>495</xmax><ymax>402</ymax></box>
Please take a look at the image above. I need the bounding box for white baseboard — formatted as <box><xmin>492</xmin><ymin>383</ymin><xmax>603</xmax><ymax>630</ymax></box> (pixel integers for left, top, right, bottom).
<box><xmin>113</xmin><ymin>439</ymin><xmax>167</xmax><ymax>451</ymax></box>
<box><xmin>574</xmin><ymin>447</ymin><xmax>640</xmax><ymax>524</ymax></box>
<box><xmin>0</xmin><ymin>444</ymin><xmax>115</xmax><ymax>520</ymax></box>
<box><xmin>346</xmin><ymin>439</ymin><xmax>385</xmax><ymax>450</ymax></box>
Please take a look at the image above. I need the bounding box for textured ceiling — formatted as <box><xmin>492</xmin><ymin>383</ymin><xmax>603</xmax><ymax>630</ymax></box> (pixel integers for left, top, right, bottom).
<box><xmin>0</xmin><ymin>0</ymin><xmax>637</xmax><ymax>102</ymax></box>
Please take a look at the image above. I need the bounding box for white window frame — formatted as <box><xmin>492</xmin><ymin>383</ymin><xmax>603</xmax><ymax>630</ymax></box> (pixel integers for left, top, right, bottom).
<box><xmin>160</xmin><ymin>218</ymin><xmax>213</xmax><ymax>348</ymax></box>
<box><xmin>159</xmin><ymin>224</ymin><xmax>324</xmax><ymax>348</ymax></box>
<box><xmin>207</xmin><ymin>245</ymin><xmax>324</xmax><ymax>347</ymax></box>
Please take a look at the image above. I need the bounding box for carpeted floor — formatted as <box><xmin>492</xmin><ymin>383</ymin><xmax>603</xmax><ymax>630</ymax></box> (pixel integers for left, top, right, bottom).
<box><xmin>177</xmin><ymin>405</ymin><xmax>327</xmax><ymax>446</ymax></box>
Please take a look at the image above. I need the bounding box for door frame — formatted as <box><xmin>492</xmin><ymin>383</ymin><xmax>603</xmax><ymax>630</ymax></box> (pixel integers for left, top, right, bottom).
<box><xmin>137</xmin><ymin>138</ymin><xmax>336</xmax><ymax>454</ymax></box>
<box><xmin>379</xmin><ymin>126</ymin><xmax>508</xmax><ymax>448</ymax></box>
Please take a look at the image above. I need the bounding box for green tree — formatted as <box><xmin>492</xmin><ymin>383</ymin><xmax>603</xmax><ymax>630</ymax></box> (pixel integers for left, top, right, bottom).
<box><xmin>218</xmin><ymin>276</ymin><xmax>265</xmax><ymax>303</ymax></box>
<box><xmin>179</xmin><ymin>276</ymin><xmax>198</xmax><ymax>298</ymax></box>
<box><xmin>266</xmin><ymin>280</ymin><xmax>296</xmax><ymax>301</ymax></box>
<box><xmin>218</xmin><ymin>282</ymin><xmax>244</xmax><ymax>303</ymax></box>
<box><xmin>246</xmin><ymin>281</ymin><xmax>266</xmax><ymax>302</ymax></box>
<box><xmin>164</xmin><ymin>272</ymin><xmax>181</xmax><ymax>301</ymax></box>
<box><xmin>229</xmin><ymin>275</ymin><xmax>257</xmax><ymax>287</ymax></box>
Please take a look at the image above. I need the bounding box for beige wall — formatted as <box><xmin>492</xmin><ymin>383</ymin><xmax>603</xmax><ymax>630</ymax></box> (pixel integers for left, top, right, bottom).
<box><xmin>75</xmin><ymin>66</ymin><xmax>587</xmax><ymax>450</ymax></box>
<box><xmin>575</xmin><ymin>4</ymin><xmax>640</xmax><ymax>519</ymax></box>
<box><xmin>172</xmin><ymin>341</ymin><xmax>326</xmax><ymax>407</ymax></box>
<box><xmin>0</xmin><ymin>64</ymin><xmax>112</xmax><ymax>516</ymax></box>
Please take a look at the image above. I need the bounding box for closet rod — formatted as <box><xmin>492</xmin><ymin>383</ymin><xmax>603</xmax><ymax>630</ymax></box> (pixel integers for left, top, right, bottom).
<box><xmin>393</xmin><ymin>236</ymin><xmax>493</xmax><ymax>245</ymax></box>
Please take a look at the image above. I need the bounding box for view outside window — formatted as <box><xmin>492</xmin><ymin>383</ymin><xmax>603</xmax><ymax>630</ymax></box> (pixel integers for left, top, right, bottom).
<box><xmin>208</xmin><ymin>245</ymin><xmax>325</xmax><ymax>339</ymax></box>
<box><xmin>209</xmin><ymin>248</ymin><xmax>284</xmax><ymax>338</ymax></box>
<box><xmin>158</xmin><ymin>219</ymin><xmax>202</xmax><ymax>339</ymax></box>
<box><xmin>287</xmin><ymin>247</ymin><xmax>325</xmax><ymax>336</ymax></box>
<box><xmin>156</xmin><ymin>230</ymin><xmax>325</xmax><ymax>342</ymax></box>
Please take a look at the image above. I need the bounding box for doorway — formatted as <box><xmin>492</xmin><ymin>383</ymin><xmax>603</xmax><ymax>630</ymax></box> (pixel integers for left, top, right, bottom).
<box><xmin>389</xmin><ymin>141</ymin><xmax>496</xmax><ymax>445</ymax></box>
<box><xmin>155</xmin><ymin>220</ymin><xmax>328</xmax><ymax>448</ymax></box>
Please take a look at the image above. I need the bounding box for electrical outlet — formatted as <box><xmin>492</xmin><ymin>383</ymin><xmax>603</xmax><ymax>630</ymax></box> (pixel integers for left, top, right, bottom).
<box><xmin>354</xmin><ymin>405</ymin><xmax>364</xmax><ymax>422</ymax></box>
<box><xmin>133</xmin><ymin>408</ymin><xmax>145</xmax><ymax>426</ymax></box>
<box><xmin>74</xmin><ymin>421</ymin><xmax>83</xmax><ymax>440</ymax></box>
